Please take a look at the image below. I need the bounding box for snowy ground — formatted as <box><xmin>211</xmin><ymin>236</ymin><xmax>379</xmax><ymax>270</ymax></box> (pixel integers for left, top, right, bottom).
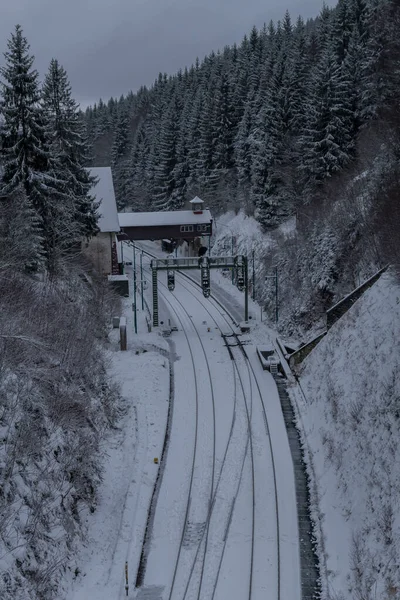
<box><xmin>289</xmin><ymin>271</ymin><xmax>400</xmax><ymax>600</ymax></box>
<box><xmin>61</xmin><ymin>235</ymin><xmax>301</xmax><ymax>600</ymax></box>
<box><xmin>60</xmin><ymin>305</ymin><xmax>170</xmax><ymax>599</ymax></box>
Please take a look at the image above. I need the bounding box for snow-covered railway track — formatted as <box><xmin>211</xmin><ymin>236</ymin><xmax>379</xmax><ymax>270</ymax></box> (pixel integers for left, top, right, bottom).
<box><xmin>140</xmin><ymin>263</ymin><xmax>250</xmax><ymax>600</ymax></box>
<box><xmin>137</xmin><ymin>249</ymin><xmax>281</xmax><ymax>600</ymax></box>
<box><xmin>151</xmin><ymin>277</ymin><xmax>219</xmax><ymax>600</ymax></box>
<box><xmin>173</xmin><ymin>275</ymin><xmax>280</xmax><ymax>600</ymax></box>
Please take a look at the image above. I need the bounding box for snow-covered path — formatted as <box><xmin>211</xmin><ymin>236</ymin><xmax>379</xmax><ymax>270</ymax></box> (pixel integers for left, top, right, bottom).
<box><xmin>61</xmin><ymin>333</ymin><xmax>171</xmax><ymax>600</ymax></box>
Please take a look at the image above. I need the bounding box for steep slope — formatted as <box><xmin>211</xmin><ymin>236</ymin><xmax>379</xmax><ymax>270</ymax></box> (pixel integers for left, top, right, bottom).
<box><xmin>0</xmin><ymin>266</ymin><xmax>120</xmax><ymax>600</ymax></box>
<box><xmin>291</xmin><ymin>271</ymin><xmax>400</xmax><ymax>599</ymax></box>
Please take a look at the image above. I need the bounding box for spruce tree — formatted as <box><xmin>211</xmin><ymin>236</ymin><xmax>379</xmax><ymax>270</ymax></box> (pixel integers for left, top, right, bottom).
<box><xmin>111</xmin><ymin>104</ymin><xmax>130</xmax><ymax>209</ymax></box>
<box><xmin>0</xmin><ymin>188</ymin><xmax>44</xmax><ymax>271</ymax></box>
<box><xmin>42</xmin><ymin>57</ymin><xmax>98</xmax><ymax>243</ymax></box>
<box><xmin>0</xmin><ymin>25</ymin><xmax>54</xmax><ymax>270</ymax></box>
<box><xmin>196</xmin><ymin>88</ymin><xmax>214</xmax><ymax>196</ymax></box>
<box><xmin>250</xmin><ymin>102</ymin><xmax>270</xmax><ymax>215</ymax></box>
<box><xmin>235</xmin><ymin>98</ymin><xmax>254</xmax><ymax>203</ymax></box>
<box><xmin>209</xmin><ymin>68</ymin><xmax>234</xmax><ymax>187</ymax></box>
<box><xmin>111</xmin><ymin>104</ymin><xmax>130</xmax><ymax>168</ymax></box>
<box><xmin>170</xmin><ymin>100</ymin><xmax>191</xmax><ymax>209</ymax></box>
<box><xmin>299</xmin><ymin>40</ymin><xmax>354</xmax><ymax>188</ymax></box>
<box><xmin>186</xmin><ymin>88</ymin><xmax>205</xmax><ymax>192</ymax></box>
<box><xmin>127</xmin><ymin>119</ymin><xmax>151</xmax><ymax>211</ymax></box>
<box><xmin>152</xmin><ymin>96</ymin><xmax>178</xmax><ymax>210</ymax></box>
<box><xmin>83</xmin><ymin>1</ymin><xmax>399</xmax><ymax>229</ymax></box>
<box><xmin>332</xmin><ymin>0</ymin><xmax>354</xmax><ymax>63</ymax></box>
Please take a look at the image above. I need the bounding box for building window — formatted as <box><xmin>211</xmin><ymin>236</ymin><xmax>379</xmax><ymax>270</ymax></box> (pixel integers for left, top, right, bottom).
<box><xmin>197</xmin><ymin>224</ymin><xmax>209</xmax><ymax>232</ymax></box>
<box><xmin>180</xmin><ymin>225</ymin><xmax>194</xmax><ymax>232</ymax></box>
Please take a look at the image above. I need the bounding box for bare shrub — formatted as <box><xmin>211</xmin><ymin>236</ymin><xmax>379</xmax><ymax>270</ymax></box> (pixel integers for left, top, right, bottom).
<box><xmin>349</xmin><ymin>532</ymin><xmax>377</xmax><ymax>600</ymax></box>
<box><xmin>378</xmin><ymin>503</ymin><xmax>394</xmax><ymax>547</ymax></box>
<box><xmin>349</xmin><ymin>398</ymin><xmax>364</xmax><ymax>426</ymax></box>
<box><xmin>326</xmin><ymin>377</ymin><xmax>340</xmax><ymax>422</ymax></box>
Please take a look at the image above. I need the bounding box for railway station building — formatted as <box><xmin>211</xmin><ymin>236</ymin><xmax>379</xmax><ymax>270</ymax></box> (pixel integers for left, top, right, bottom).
<box><xmin>117</xmin><ymin>197</ymin><xmax>213</xmax><ymax>256</ymax></box>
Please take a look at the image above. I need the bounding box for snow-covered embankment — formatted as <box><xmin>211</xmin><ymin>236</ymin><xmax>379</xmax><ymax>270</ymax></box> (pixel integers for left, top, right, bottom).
<box><xmin>290</xmin><ymin>272</ymin><xmax>400</xmax><ymax>599</ymax></box>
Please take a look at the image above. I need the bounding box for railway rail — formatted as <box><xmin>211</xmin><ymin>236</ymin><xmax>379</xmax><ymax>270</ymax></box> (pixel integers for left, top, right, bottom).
<box><xmin>131</xmin><ymin>245</ymin><xmax>283</xmax><ymax>600</ymax></box>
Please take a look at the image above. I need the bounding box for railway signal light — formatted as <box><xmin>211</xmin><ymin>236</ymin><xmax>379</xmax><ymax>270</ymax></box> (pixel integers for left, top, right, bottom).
<box><xmin>235</xmin><ymin>256</ymin><xmax>245</xmax><ymax>291</ymax></box>
<box><xmin>167</xmin><ymin>271</ymin><xmax>175</xmax><ymax>291</ymax></box>
<box><xmin>199</xmin><ymin>256</ymin><xmax>211</xmax><ymax>298</ymax></box>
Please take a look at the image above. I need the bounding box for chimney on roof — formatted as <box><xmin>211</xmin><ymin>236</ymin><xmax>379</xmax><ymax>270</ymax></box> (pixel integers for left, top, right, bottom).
<box><xmin>189</xmin><ymin>196</ymin><xmax>204</xmax><ymax>214</ymax></box>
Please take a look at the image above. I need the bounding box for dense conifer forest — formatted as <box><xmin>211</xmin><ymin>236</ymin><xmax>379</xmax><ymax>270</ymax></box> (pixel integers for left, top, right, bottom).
<box><xmin>85</xmin><ymin>0</ymin><xmax>400</xmax><ymax>231</ymax></box>
<box><xmin>84</xmin><ymin>0</ymin><xmax>400</xmax><ymax>335</ymax></box>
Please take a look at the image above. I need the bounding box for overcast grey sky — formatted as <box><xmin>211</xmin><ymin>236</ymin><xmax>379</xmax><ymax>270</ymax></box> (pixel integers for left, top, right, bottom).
<box><xmin>1</xmin><ymin>0</ymin><xmax>334</xmax><ymax>108</ymax></box>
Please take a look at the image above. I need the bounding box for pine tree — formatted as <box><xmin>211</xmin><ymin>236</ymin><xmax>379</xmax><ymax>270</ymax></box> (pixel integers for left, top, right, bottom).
<box><xmin>170</xmin><ymin>99</ymin><xmax>191</xmax><ymax>209</ymax></box>
<box><xmin>0</xmin><ymin>188</ymin><xmax>44</xmax><ymax>271</ymax></box>
<box><xmin>0</xmin><ymin>25</ymin><xmax>55</xmax><ymax>270</ymax></box>
<box><xmin>42</xmin><ymin>57</ymin><xmax>99</xmax><ymax>244</ymax></box>
<box><xmin>299</xmin><ymin>40</ymin><xmax>354</xmax><ymax>188</ymax></box>
<box><xmin>128</xmin><ymin>119</ymin><xmax>151</xmax><ymax>211</ymax></box>
<box><xmin>111</xmin><ymin>105</ymin><xmax>129</xmax><ymax>168</ymax></box>
<box><xmin>209</xmin><ymin>68</ymin><xmax>234</xmax><ymax>181</ymax></box>
<box><xmin>185</xmin><ymin>87</ymin><xmax>204</xmax><ymax>192</ymax></box>
<box><xmin>332</xmin><ymin>0</ymin><xmax>355</xmax><ymax>63</ymax></box>
<box><xmin>152</xmin><ymin>96</ymin><xmax>179</xmax><ymax>210</ymax></box>
<box><xmin>235</xmin><ymin>97</ymin><xmax>254</xmax><ymax>203</ymax></box>
<box><xmin>110</xmin><ymin>104</ymin><xmax>130</xmax><ymax>208</ymax></box>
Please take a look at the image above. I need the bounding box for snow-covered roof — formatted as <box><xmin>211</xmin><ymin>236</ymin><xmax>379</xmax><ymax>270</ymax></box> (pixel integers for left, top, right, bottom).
<box><xmin>88</xmin><ymin>167</ymin><xmax>120</xmax><ymax>233</ymax></box>
<box><xmin>118</xmin><ymin>209</ymin><xmax>212</xmax><ymax>228</ymax></box>
<box><xmin>189</xmin><ymin>196</ymin><xmax>204</xmax><ymax>205</ymax></box>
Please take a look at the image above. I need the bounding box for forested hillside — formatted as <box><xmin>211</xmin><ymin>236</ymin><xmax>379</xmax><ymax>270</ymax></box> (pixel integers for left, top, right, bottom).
<box><xmin>85</xmin><ymin>0</ymin><xmax>400</xmax><ymax>335</ymax></box>
<box><xmin>85</xmin><ymin>0</ymin><xmax>400</xmax><ymax>223</ymax></box>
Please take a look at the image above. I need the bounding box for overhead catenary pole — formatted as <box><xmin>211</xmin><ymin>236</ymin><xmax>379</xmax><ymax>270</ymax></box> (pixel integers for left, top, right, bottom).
<box><xmin>133</xmin><ymin>244</ymin><xmax>138</xmax><ymax>334</ymax></box>
<box><xmin>140</xmin><ymin>252</ymin><xmax>144</xmax><ymax>310</ymax></box>
<box><xmin>252</xmin><ymin>249</ymin><xmax>255</xmax><ymax>301</ymax></box>
<box><xmin>152</xmin><ymin>264</ymin><xmax>159</xmax><ymax>327</ymax></box>
<box><xmin>231</xmin><ymin>236</ymin><xmax>235</xmax><ymax>284</ymax></box>
<box><xmin>125</xmin><ymin>561</ymin><xmax>129</xmax><ymax>596</ymax></box>
<box><xmin>265</xmin><ymin>266</ymin><xmax>279</xmax><ymax>325</ymax></box>
<box><xmin>244</xmin><ymin>256</ymin><xmax>249</xmax><ymax>323</ymax></box>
